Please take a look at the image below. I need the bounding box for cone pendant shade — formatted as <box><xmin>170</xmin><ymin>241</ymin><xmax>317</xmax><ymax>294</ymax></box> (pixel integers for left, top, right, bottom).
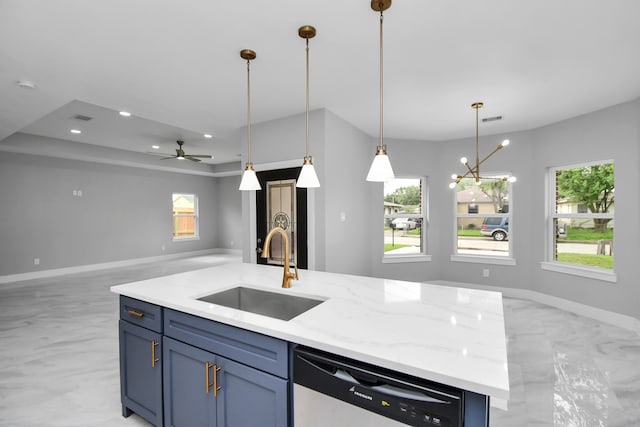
<box><xmin>239</xmin><ymin>163</ymin><xmax>261</xmax><ymax>191</ymax></box>
<box><xmin>366</xmin><ymin>147</ymin><xmax>394</xmax><ymax>182</ymax></box>
<box><xmin>297</xmin><ymin>157</ymin><xmax>320</xmax><ymax>188</ymax></box>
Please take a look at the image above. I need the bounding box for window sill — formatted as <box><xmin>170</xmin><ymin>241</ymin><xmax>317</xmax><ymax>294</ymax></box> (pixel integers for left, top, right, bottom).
<box><xmin>172</xmin><ymin>236</ymin><xmax>200</xmax><ymax>242</ymax></box>
<box><xmin>382</xmin><ymin>254</ymin><xmax>432</xmax><ymax>264</ymax></box>
<box><xmin>450</xmin><ymin>254</ymin><xmax>516</xmax><ymax>266</ymax></box>
<box><xmin>540</xmin><ymin>262</ymin><xmax>617</xmax><ymax>283</ymax></box>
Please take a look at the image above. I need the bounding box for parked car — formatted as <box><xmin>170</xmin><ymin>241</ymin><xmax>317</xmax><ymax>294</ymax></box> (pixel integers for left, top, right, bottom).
<box><xmin>481</xmin><ymin>217</ymin><xmax>509</xmax><ymax>241</ymax></box>
<box><xmin>391</xmin><ymin>218</ymin><xmax>417</xmax><ymax>230</ymax></box>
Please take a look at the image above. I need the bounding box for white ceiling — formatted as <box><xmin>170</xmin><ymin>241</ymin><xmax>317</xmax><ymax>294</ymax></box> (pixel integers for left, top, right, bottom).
<box><xmin>1</xmin><ymin>0</ymin><xmax>639</xmax><ymax>165</ymax></box>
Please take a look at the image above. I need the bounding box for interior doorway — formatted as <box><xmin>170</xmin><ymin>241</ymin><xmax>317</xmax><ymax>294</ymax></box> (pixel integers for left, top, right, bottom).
<box><xmin>256</xmin><ymin>168</ymin><xmax>308</xmax><ymax>269</ymax></box>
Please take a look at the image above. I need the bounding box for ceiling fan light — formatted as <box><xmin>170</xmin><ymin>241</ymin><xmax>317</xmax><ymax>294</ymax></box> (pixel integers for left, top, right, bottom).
<box><xmin>296</xmin><ymin>157</ymin><xmax>320</xmax><ymax>188</ymax></box>
<box><xmin>366</xmin><ymin>148</ymin><xmax>394</xmax><ymax>182</ymax></box>
<box><xmin>239</xmin><ymin>163</ymin><xmax>261</xmax><ymax>191</ymax></box>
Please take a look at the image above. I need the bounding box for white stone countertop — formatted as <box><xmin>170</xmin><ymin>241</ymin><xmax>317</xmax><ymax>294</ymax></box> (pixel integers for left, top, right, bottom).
<box><xmin>111</xmin><ymin>262</ymin><xmax>509</xmax><ymax>403</ymax></box>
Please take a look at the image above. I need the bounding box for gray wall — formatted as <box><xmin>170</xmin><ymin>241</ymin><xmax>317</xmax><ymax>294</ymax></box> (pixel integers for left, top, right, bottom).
<box><xmin>0</xmin><ymin>143</ymin><xmax>229</xmax><ymax>276</ymax></box>
<box><xmin>323</xmin><ymin>110</ymin><xmax>372</xmax><ymax>276</ymax></box>
<box><xmin>215</xmin><ymin>174</ymin><xmax>242</xmax><ymax>250</ymax></box>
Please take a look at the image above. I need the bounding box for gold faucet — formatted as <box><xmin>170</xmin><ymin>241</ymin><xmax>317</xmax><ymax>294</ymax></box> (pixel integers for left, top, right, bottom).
<box><xmin>262</xmin><ymin>227</ymin><xmax>299</xmax><ymax>288</ymax></box>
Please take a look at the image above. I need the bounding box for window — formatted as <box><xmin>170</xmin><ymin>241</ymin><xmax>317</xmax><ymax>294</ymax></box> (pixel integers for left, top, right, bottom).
<box><xmin>453</xmin><ymin>175</ymin><xmax>514</xmax><ymax>261</ymax></box>
<box><xmin>383</xmin><ymin>177</ymin><xmax>428</xmax><ymax>260</ymax></box>
<box><xmin>172</xmin><ymin>193</ymin><xmax>199</xmax><ymax>240</ymax></box>
<box><xmin>545</xmin><ymin>161</ymin><xmax>614</xmax><ymax>278</ymax></box>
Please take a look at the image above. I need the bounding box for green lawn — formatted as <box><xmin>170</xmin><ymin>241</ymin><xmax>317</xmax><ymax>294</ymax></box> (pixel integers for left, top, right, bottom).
<box><xmin>455</xmin><ymin>228</ymin><xmax>613</xmax><ymax>241</ymax></box>
<box><xmin>384</xmin><ymin>243</ymin><xmax>411</xmax><ymax>252</ymax></box>
<box><xmin>565</xmin><ymin>228</ymin><xmax>613</xmax><ymax>241</ymax></box>
<box><xmin>458</xmin><ymin>229</ymin><xmax>482</xmax><ymax>237</ymax></box>
<box><xmin>557</xmin><ymin>253</ymin><xmax>613</xmax><ymax>269</ymax></box>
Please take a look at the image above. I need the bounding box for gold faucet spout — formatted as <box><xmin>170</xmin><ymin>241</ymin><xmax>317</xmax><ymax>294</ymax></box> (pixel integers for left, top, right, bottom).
<box><xmin>262</xmin><ymin>227</ymin><xmax>299</xmax><ymax>288</ymax></box>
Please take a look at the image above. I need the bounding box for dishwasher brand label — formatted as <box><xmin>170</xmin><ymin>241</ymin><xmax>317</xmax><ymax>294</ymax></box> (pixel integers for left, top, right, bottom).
<box><xmin>349</xmin><ymin>386</ymin><xmax>373</xmax><ymax>401</ymax></box>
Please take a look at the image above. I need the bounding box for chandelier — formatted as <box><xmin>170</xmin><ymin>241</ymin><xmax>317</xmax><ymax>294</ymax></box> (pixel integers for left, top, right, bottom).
<box><xmin>449</xmin><ymin>102</ymin><xmax>516</xmax><ymax>188</ymax></box>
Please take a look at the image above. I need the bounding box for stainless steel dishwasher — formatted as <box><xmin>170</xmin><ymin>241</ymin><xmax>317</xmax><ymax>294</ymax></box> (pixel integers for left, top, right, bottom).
<box><xmin>293</xmin><ymin>346</ymin><xmax>465</xmax><ymax>427</ymax></box>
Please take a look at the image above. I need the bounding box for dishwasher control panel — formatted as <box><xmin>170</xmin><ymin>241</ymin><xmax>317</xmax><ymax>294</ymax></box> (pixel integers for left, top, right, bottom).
<box><xmin>294</xmin><ymin>347</ymin><xmax>463</xmax><ymax>427</ymax></box>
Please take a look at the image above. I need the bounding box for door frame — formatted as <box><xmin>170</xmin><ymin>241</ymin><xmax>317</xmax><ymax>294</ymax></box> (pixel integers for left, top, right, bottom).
<box><xmin>245</xmin><ymin>159</ymin><xmax>316</xmax><ymax>270</ymax></box>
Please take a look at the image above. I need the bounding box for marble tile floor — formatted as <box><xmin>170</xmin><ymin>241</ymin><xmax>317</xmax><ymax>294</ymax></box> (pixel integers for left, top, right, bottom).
<box><xmin>1</xmin><ymin>256</ymin><xmax>639</xmax><ymax>426</ymax></box>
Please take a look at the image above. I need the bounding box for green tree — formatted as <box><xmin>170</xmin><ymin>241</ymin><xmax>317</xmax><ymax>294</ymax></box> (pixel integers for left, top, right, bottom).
<box><xmin>480</xmin><ymin>180</ymin><xmax>509</xmax><ymax>213</ymax></box>
<box><xmin>384</xmin><ymin>186</ymin><xmax>420</xmax><ymax>207</ymax></box>
<box><xmin>557</xmin><ymin>163</ymin><xmax>614</xmax><ymax>232</ymax></box>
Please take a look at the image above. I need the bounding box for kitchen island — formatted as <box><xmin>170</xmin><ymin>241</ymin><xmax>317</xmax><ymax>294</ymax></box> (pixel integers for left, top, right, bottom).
<box><xmin>111</xmin><ymin>262</ymin><xmax>509</xmax><ymax>426</ymax></box>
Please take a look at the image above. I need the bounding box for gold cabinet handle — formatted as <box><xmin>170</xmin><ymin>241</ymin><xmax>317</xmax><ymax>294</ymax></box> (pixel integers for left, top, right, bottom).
<box><xmin>213</xmin><ymin>365</ymin><xmax>222</xmax><ymax>397</ymax></box>
<box><xmin>151</xmin><ymin>340</ymin><xmax>160</xmax><ymax>367</ymax></box>
<box><xmin>127</xmin><ymin>309</ymin><xmax>145</xmax><ymax>318</ymax></box>
<box><xmin>205</xmin><ymin>362</ymin><xmax>222</xmax><ymax>396</ymax></box>
<box><xmin>206</xmin><ymin>362</ymin><xmax>214</xmax><ymax>394</ymax></box>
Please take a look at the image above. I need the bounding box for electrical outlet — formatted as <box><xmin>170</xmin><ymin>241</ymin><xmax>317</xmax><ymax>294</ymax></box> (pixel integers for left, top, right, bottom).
<box><xmin>34</xmin><ymin>258</ymin><xmax>40</xmax><ymax>265</ymax></box>
<box><xmin>482</xmin><ymin>268</ymin><xmax>490</xmax><ymax>278</ymax></box>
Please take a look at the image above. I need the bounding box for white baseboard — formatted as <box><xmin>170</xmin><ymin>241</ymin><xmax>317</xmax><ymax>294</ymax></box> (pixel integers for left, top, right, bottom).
<box><xmin>430</xmin><ymin>280</ymin><xmax>640</xmax><ymax>335</ymax></box>
<box><xmin>0</xmin><ymin>249</ymin><xmax>241</xmax><ymax>285</ymax></box>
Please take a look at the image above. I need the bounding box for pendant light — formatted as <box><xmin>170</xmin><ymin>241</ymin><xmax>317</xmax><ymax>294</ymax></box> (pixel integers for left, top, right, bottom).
<box><xmin>296</xmin><ymin>25</ymin><xmax>320</xmax><ymax>188</ymax></box>
<box><xmin>448</xmin><ymin>102</ymin><xmax>516</xmax><ymax>189</ymax></box>
<box><xmin>239</xmin><ymin>49</ymin><xmax>262</xmax><ymax>191</ymax></box>
<box><xmin>366</xmin><ymin>0</ymin><xmax>395</xmax><ymax>182</ymax></box>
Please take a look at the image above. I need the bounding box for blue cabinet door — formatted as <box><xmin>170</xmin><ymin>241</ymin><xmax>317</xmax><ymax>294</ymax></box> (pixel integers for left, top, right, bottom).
<box><xmin>216</xmin><ymin>356</ymin><xmax>289</xmax><ymax>427</ymax></box>
<box><xmin>163</xmin><ymin>337</ymin><xmax>218</xmax><ymax>427</ymax></box>
<box><xmin>119</xmin><ymin>320</ymin><xmax>163</xmax><ymax>426</ymax></box>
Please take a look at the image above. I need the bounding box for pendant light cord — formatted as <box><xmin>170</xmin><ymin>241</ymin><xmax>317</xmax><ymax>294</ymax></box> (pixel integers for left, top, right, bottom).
<box><xmin>247</xmin><ymin>58</ymin><xmax>252</xmax><ymax>164</ymax></box>
<box><xmin>305</xmin><ymin>37</ymin><xmax>310</xmax><ymax>158</ymax></box>
<box><xmin>475</xmin><ymin>103</ymin><xmax>479</xmax><ymax>176</ymax></box>
<box><xmin>379</xmin><ymin>9</ymin><xmax>384</xmax><ymax>150</ymax></box>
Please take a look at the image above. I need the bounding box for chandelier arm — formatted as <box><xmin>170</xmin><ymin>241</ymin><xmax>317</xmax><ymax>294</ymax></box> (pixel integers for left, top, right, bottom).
<box><xmin>476</xmin><ymin>144</ymin><xmax>505</xmax><ymax>169</ymax></box>
<box><xmin>463</xmin><ymin>161</ymin><xmax>476</xmax><ymax>176</ymax></box>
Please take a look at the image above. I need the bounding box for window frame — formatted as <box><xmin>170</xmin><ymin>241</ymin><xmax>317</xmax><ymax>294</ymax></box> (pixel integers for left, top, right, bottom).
<box><xmin>542</xmin><ymin>160</ymin><xmax>616</xmax><ymax>282</ymax></box>
<box><xmin>382</xmin><ymin>176</ymin><xmax>431</xmax><ymax>263</ymax></box>
<box><xmin>450</xmin><ymin>173</ymin><xmax>516</xmax><ymax>265</ymax></box>
<box><xmin>172</xmin><ymin>192</ymin><xmax>200</xmax><ymax>241</ymax></box>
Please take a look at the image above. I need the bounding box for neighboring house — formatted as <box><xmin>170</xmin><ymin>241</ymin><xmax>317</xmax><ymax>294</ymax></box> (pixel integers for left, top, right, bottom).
<box><xmin>384</xmin><ymin>201</ymin><xmax>403</xmax><ymax>215</ymax></box>
<box><xmin>556</xmin><ymin>197</ymin><xmax>615</xmax><ymax>229</ymax></box>
<box><xmin>456</xmin><ymin>187</ymin><xmax>497</xmax><ymax>229</ymax></box>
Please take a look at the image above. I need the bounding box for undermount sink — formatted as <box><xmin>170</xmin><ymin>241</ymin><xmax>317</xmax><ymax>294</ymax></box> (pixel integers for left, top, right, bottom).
<box><xmin>197</xmin><ymin>286</ymin><xmax>325</xmax><ymax>321</ymax></box>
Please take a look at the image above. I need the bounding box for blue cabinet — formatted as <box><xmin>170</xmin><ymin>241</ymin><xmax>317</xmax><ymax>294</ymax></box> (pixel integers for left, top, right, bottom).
<box><xmin>119</xmin><ymin>297</ymin><xmax>290</xmax><ymax>427</ymax></box>
<box><xmin>163</xmin><ymin>309</ymin><xmax>290</xmax><ymax>427</ymax></box>
<box><xmin>163</xmin><ymin>337</ymin><xmax>288</xmax><ymax>427</ymax></box>
<box><xmin>119</xmin><ymin>297</ymin><xmax>163</xmax><ymax>426</ymax></box>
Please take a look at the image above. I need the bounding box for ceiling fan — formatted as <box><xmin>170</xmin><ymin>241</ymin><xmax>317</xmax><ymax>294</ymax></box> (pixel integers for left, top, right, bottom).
<box><xmin>148</xmin><ymin>140</ymin><xmax>212</xmax><ymax>162</ymax></box>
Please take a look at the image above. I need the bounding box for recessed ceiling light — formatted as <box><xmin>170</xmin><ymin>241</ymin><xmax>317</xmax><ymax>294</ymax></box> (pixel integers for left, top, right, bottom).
<box><xmin>70</xmin><ymin>129</ymin><xmax>82</xmax><ymax>134</ymax></box>
<box><xmin>152</xmin><ymin>145</ymin><xmax>160</xmax><ymax>149</ymax></box>
<box><xmin>16</xmin><ymin>80</ymin><xmax>37</xmax><ymax>89</ymax></box>
<box><xmin>204</xmin><ymin>134</ymin><xmax>212</xmax><ymax>139</ymax></box>
<box><xmin>119</xmin><ymin>111</ymin><xmax>131</xmax><ymax>117</ymax></box>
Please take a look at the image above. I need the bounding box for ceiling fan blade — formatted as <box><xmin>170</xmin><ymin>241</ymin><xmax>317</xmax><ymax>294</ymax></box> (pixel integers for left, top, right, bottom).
<box><xmin>146</xmin><ymin>151</ymin><xmax>176</xmax><ymax>157</ymax></box>
<box><xmin>186</xmin><ymin>154</ymin><xmax>212</xmax><ymax>158</ymax></box>
<box><xmin>159</xmin><ymin>156</ymin><xmax>177</xmax><ymax>160</ymax></box>
<box><xmin>185</xmin><ymin>156</ymin><xmax>202</xmax><ymax>162</ymax></box>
